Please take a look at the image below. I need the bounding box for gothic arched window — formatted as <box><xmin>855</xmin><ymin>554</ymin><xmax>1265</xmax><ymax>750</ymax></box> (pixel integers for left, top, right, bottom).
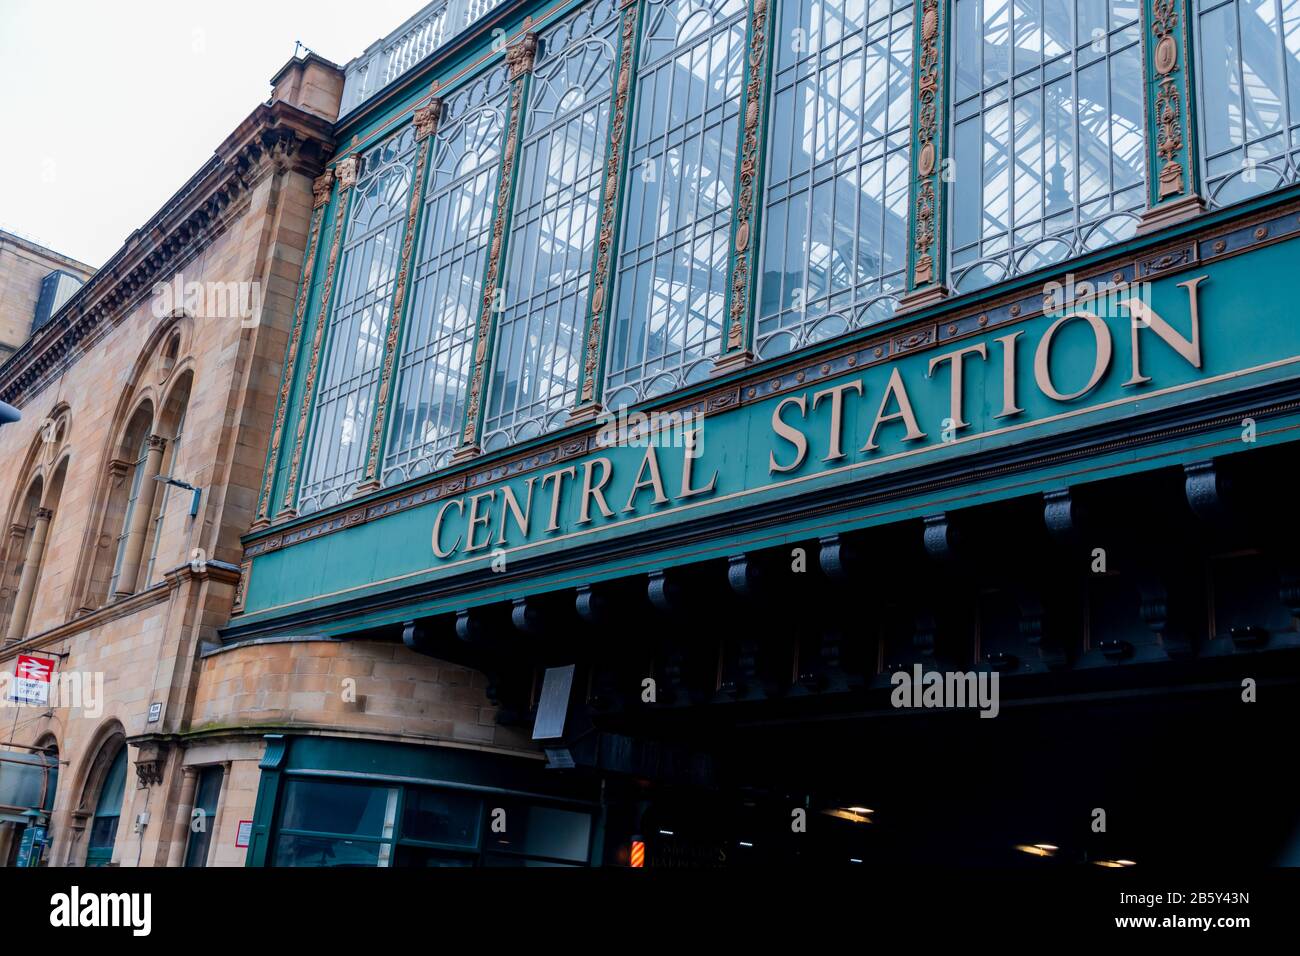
<box><xmin>300</xmin><ymin>127</ymin><xmax>419</xmax><ymax>513</ymax></box>
<box><xmin>604</xmin><ymin>0</ymin><xmax>748</xmax><ymax>408</ymax></box>
<box><xmin>482</xmin><ymin>0</ymin><xmax>623</xmax><ymax>450</ymax></box>
<box><xmin>383</xmin><ymin>66</ymin><xmax>513</xmax><ymax>485</ymax></box>
<box><xmin>757</xmin><ymin>0</ymin><xmax>914</xmax><ymax>358</ymax></box>
<box><xmin>948</xmin><ymin>0</ymin><xmax>1146</xmax><ymax>292</ymax></box>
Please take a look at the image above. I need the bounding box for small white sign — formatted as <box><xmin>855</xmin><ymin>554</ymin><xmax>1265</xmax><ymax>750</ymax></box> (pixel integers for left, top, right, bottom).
<box><xmin>8</xmin><ymin>655</ymin><xmax>55</xmax><ymax>706</ymax></box>
<box><xmin>236</xmin><ymin>820</ymin><xmax>253</xmax><ymax>848</ymax></box>
<box><xmin>147</xmin><ymin>702</ymin><xmax>162</xmax><ymax>723</ymax></box>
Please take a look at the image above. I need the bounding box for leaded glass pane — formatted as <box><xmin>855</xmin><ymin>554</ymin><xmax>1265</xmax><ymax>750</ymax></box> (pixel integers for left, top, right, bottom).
<box><xmin>482</xmin><ymin>0</ymin><xmax>621</xmax><ymax>452</ymax></box>
<box><xmin>949</xmin><ymin>0</ymin><xmax>1145</xmax><ymax>292</ymax></box>
<box><xmin>604</xmin><ymin>0</ymin><xmax>747</xmax><ymax>410</ymax></box>
<box><xmin>757</xmin><ymin>0</ymin><xmax>913</xmax><ymax>359</ymax></box>
<box><xmin>383</xmin><ymin>66</ymin><xmax>512</xmax><ymax>485</ymax></box>
<box><xmin>1195</xmin><ymin>0</ymin><xmax>1300</xmax><ymax>206</ymax></box>
<box><xmin>301</xmin><ymin>126</ymin><xmax>419</xmax><ymax>513</ymax></box>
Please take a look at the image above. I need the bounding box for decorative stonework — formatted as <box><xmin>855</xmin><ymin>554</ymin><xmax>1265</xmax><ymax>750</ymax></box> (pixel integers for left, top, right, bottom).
<box><xmin>911</xmin><ymin>0</ymin><xmax>945</xmax><ymax>289</ymax></box>
<box><xmin>146</xmin><ymin>434</ymin><xmax>167</xmax><ymax>453</ymax></box>
<box><xmin>458</xmin><ymin>39</ymin><xmax>535</xmax><ymax>458</ymax></box>
<box><xmin>336</xmin><ymin>155</ymin><xmax>360</xmax><ymax>189</ymax></box>
<box><xmin>413</xmin><ymin>101</ymin><xmax>441</xmax><ymax>140</ymax></box>
<box><xmin>1152</xmin><ymin>0</ymin><xmax>1187</xmax><ymax>200</ymax></box>
<box><xmin>311</xmin><ymin>169</ymin><xmax>335</xmax><ymax>209</ymax></box>
<box><xmin>256</xmin><ymin>190</ymin><xmax>328</xmax><ymax>524</ymax></box>
<box><xmin>362</xmin><ymin>103</ymin><xmax>441</xmax><ymax>489</ymax></box>
<box><xmin>281</xmin><ymin>163</ymin><xmax>357</xmax><ymax>514</ymax></box>
<box><xmin>577</xmin><ymin>2</ymin><xmax>640</xmax><ymax>410</ymax></box>
<box><xmin>506</xmin><ymin>34</ymin><xmax>539</xmax><ymax>79</ymax></box>
<box><xmin>723</xmin><ymin>0</ymin><xmax>772</xmax><ymax>361</ymax></box>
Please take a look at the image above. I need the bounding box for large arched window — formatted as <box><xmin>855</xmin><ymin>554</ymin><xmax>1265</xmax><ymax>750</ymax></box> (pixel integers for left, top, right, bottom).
<box><xmin>0</xmin><ymin>477</ymin><xmax>43</xmax><ymax>637</ymax></box>
<box><xmin>757</xmin><ymin>0</ymin><xmax>913</xmax><ymax>358</ymax></box>
<box><xmin>85</xmin><ymin>745</ymin><xmax>127</xmax><ymax>868</ymax></box>
<box><xmin>1</xmin><ymin>410</ymin><xmax>70</xmax><ymax>641</ymax></box>
<box><xmin>383</xmin><ymin>65</ymin><xmax>513</xmax><ymax>485</ymax></box>
<box><xmin>604</xmin><ymin>0</ymin><xmax>748</xmax><ymax>408</ymax></box>
<box><xmin>483</xmin><ymin>1</ymin><xmax>624</xmax><ymax>450</ymax></box>
<box><xmin>107</xmin><ymin>404</ymin><xmax>155</xmax><ymax>598</ymax></box>
<box><xmin>301</xmin><ymin>127</ymin><xmax>420</xmax><ymax>513</ymax></box>
<box><xmin>144</xmin><ymin>373</ymin><xmax>193</xmax><ymax>586</ymax></box>
<box><xmin>948</xmin><ymin>0</ymin><xmax>1146</xmax><ymax>292</ymax></box>
<box><xmin>481</xmin><ymin>0</ymin><xmax>623</xmax><ymax>450</ymax></box>
<box><xmin>1195</xmin><ymin>0</ymin><xmax>1300</xmax><ymax>206</ymax></box>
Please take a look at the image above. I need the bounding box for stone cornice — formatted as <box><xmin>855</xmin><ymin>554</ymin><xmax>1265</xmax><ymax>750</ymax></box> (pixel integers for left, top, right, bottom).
<box><xmin>0</xmin><ymin>100</ymin><xmax>338</xmax><ymax>408</ymax></box>
<box><xmin>0</xmin><ymin>560</ymin><xmax>241</xmax><ymax>661</ymax></box>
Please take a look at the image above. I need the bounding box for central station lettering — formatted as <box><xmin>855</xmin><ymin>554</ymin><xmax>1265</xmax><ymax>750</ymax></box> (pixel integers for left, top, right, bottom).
<box><xmin>431</xmin><ymin>433</ymin><xmax>718</xmax><ymax>559</ymax></box>
<box><xmin>431</xmin><ymin>276</ymin><xmax>1208</xmax><ymax>560</ymax></box>
<box><xmin>771</xmin><ymin>276</ymin><xmax>1207</xmax><ymax>473</ymax></box>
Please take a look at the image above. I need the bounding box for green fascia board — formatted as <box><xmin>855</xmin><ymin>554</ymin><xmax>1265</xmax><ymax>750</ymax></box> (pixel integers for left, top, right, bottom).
<box><xmin>231</xmin><ymin>231</ymin><xmax>1300</xmax><ymax>635</ymax></box>
<box><xmin>254</xmin><ymin>181</ymin><xmax>1300</xmax><ymax>549</ymax></box>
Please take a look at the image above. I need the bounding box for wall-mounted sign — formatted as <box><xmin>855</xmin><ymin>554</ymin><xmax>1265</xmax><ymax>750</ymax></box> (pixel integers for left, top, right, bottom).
<box><xmin>236</xmin><ymin>820</ymin><xmax>253</xmax><ymax>848</ymax></box>
<box><xmin>7</xmin><ymin>655</ymin><xmax>55</xmax><ymax>706</ymax></box>
<box><xmin>147</xmin><ymin>702</ymin><xmax>162</xmax><ymax>723</ymax></box>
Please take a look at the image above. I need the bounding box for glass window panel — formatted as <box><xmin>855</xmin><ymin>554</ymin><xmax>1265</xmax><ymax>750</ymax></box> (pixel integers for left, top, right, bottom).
<box><xmin>184</xmin><ymin>765</ymin><xmax>223</xmax><ymax>867</ymax></box>
<box><xmin>300</xmin><ymin>126</ymin><xmax>419</xmax><ymax>512</ymax></box>
<box><xmin>400</xmin><ymin>787</ymin><xmax>483</xmax><ymax>847</ymax></box>
<box><xmin>1195</xmin><ymin>0</ymin><xmax>1300</xmax><ymax>206</ymax></box>
<box><xmin>109</xmin><ymin>435</ymin><xmax>149</xmax><ymax>595</ymax></box>
<box><xmin>604</xmin><ymin>0</ymin><xmax>746</xmax><ymax>409</ymax></box>
<box><xmin>381</xmin><ymin>66</ymin><xmax>512</xmax><ymax>485</ymax></box>
<box><xmin>273</xmin><ymin>834</ymin><xmax>387</xmax><ymax>867</ymax></box>
<box><xmin>482</xmin><ymin>0</ymin><xmax>621</xmax><ymax>452</ymax></box>
<box><xmin>755</xmin><ymin>0</ymin><xmax>911</xmax><ymax>358</ymax></box>
<box><xmin>483</xmin><ymin>802</ymin><xmax>593</xmax><ymax>862</ymax></box>
<box><xmin>949</xmin><ymin>0</ymin><xmax>1144</xmax><ymax>292</ymax></box>
<box><xmin>279</xmin><ymin>779</ymin><xmax>398</xmax><ymax>839</ymax></box>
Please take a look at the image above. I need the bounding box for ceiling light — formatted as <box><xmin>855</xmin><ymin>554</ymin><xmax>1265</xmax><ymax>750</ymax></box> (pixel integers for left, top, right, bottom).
<box><xmin>1016</xmin><ymin>843</ymin><xmax>1058</xmax><ymax>857</ymax></box>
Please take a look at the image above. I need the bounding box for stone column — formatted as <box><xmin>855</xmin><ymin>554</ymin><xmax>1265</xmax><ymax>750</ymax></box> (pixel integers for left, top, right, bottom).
<box><xmin>5</xmin><ymin>506</ymin><xmax>53</xmax><ymax>641</ymax></box>
<box><xmin>113</xmin><ymin>434</ymin><xmax>166</xmax><ymax>599</ymax></box>
<box><xmin>165</xmin><ymin>766</ymin><xmax>200</xmax><ymax>868</ymax></box>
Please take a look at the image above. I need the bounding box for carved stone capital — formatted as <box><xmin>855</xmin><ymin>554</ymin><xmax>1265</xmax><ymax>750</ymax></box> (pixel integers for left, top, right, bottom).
<box><xmin>34</xmin><ymin>507</ymin><xmax>53</xmax><ymax>523</ymax></box>
<box><xmin>335</xmin><ymin>155</ymin><xmax>360</xmax><ymax>190</ymax></box>
<box><xmin>311</xmin><ymin>169</ymin><xmax>335</xmax><ymax>208</ymax></box>
<box><xmin>507</xmin><ymin>34</ymin><xmax>539</xmax><ymax>79</ymax></box>
<box><xmin>146</xmin><ymin>433</ymin><xmax>167</xmax><ymax>453</ymax></box>
<box><xmin>413</xmin><ymin>100</ymin><xmax>443</xmax><ymax>141</ymax></box>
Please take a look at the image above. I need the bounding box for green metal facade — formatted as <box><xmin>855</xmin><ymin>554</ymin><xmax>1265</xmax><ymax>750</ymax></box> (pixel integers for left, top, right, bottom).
<box><xmin>235</xmin><ymin>0</ymin><xmax>1300</xmax><ymax>644</ymax></box>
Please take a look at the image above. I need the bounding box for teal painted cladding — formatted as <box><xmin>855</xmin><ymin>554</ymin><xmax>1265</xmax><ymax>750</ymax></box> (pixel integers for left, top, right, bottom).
<box><xmin>237</xmin><ymin>233</ymin><xmax>1300</xmax><ymax>629</ymax></box>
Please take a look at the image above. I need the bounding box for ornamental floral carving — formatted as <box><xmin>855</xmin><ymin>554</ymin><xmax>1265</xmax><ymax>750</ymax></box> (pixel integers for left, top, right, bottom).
<box><xmin>1152</xmin><ymin>0</ymin><xmax>1186</xmax><ymax>199</ymax></box>
<box><xmin>912</xmin><ymin>0</ymin><xmax>942</xmax><ymax>287</ymax></box>
<box><xmin>726</xmin><ymin>0</ymin><xmax>770</xmax><ymax>353</ymax></box>
<box><xmin>580</xmin><ymin>6</ymin><xmax>638</xmax><ymax>405</ymax></box>
<box><xmin>311</xmin><ymin>169</ymin><xmax>335</xmax><ymax>209</ymax></box>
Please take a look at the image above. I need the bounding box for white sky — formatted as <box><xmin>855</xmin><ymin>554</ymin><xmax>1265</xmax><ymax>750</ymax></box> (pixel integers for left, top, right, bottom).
<box><xmin>0</xmin><ymin>0</ymin><xmax>427</xmax><ymax>267</ymax></box>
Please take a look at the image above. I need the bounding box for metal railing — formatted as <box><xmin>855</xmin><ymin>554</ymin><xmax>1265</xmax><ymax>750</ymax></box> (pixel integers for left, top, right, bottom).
<box><xmin>340</xmin><ymin>0</ymin><xmax>509</xmax><ymax>118</ymax></box>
